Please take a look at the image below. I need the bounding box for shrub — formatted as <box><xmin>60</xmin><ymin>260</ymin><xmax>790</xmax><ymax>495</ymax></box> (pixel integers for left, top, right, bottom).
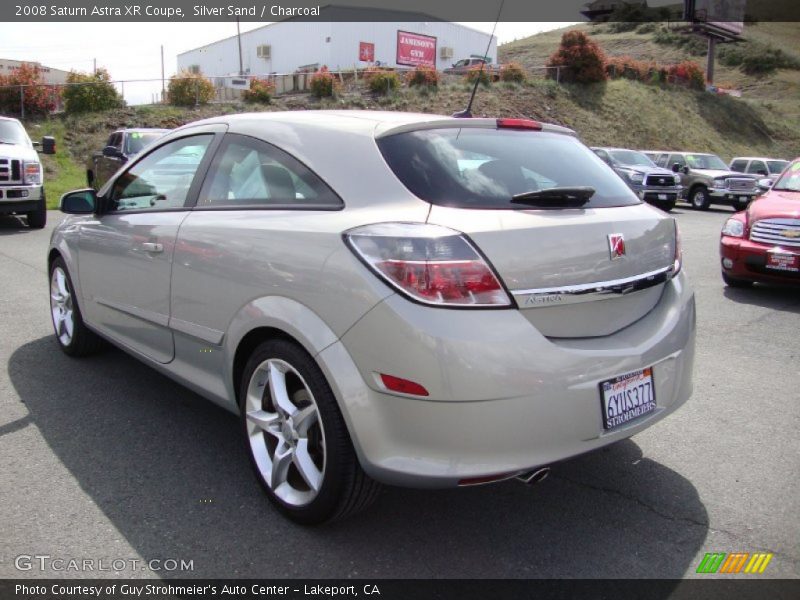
<box><xmin>605</xmin><ymin>56</ymin><xmax>654</xmax><ymax>81</ymax></box>
<box><xmin>242</xmin><ymin>77</ymin><xmax>274</xmax><ymax>104</ymax></box>
<box><xmin>719</xmin><ymin>42</ymin><xmax>800</xmax><ymax>75</ymax></box>
<box><xmin>62</xmin><ymin>68</ymin><xmax>123</xmax><ymax>113</ymax></box>
<box><xmin>547</xmin><ymin>30</ymin><xmax>607</xmax><ymax>84</ymax></box>
<box><xmin>465</xmin><ymin>65</ymin><xmax>492</xmax><ymax>86</ymax></box>
<box><xmin>364</xmin><ymin>68</ymin><xmax>400</xmax><ymax>95</ymax></box>
<box><xmin>668</xmin><ymin>61</ymin><xmax>705</xmax><ymax>90</ymax></box>
<box><xmin>168</xmin><ymin>71</ymin><xmax>215</xmax><ymax>106</ymax></box>
<box><xmin>406</xmin><ymin>64</ymin><xmax>440</xmax><ymax>88</ymax></box>
<box><xmin>0</xmin><ymin>63</ymin><xmax>59</xmax><ymax>116</ymax></box>
<box><xmin>500</xmin><ymin>62</ymin><xmax>526</xmax><ymax>83</ymax></box>
<box><xmin>309</xmin><ymin>66</ymin><xmax>337</xmax><ymax>98</ymax></box>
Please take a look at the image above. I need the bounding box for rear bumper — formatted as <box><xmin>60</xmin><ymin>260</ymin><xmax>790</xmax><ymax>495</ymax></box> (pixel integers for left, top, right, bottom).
<box><xmin>720</xmin><ymin>236</ymin><xmax>800</xmax><ymax>284</ymax></box>
<box><xmin>319</xmin><ymin>272</ymin><xmax>696</xmax><ymax>488</ymax></box>
<box><xmin>0</xmin><ymin>185</ymin><xmax>43</xmax><ymax>214</ymax></box>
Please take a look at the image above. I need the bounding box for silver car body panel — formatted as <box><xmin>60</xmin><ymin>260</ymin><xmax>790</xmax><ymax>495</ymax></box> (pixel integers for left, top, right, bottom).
<box><xmin>49</xmin><ymin>110</ymin><xmax>695</xmax><ymax>487</ymax></box>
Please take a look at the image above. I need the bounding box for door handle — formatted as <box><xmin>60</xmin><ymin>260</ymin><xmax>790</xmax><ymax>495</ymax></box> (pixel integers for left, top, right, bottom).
<box><xmin>142</xmin><ymin>242</ymin><xmax>164</xmax><ymax>253</ymax></box>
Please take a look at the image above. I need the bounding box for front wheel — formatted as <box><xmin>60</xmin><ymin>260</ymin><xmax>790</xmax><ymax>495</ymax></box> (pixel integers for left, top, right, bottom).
<box><xmin>26</xmin><ymin>192</ymin><xmax>46</xmax><ymax>229</ymax></box>
<box><xmin>690</xmin><ymin>186</ymin><xmax>710</xmax><ymax>210</ymax></box>
<box><xmin>49</xmin><ymin>257</ymin><xmax>105</xmax><ymax>356</ymax></box>
<box><xmin>240</xmin><ymin>339</ymin><xmax>381</xmax><ymax>524</ymax></box>
<box><xmin>734</xmin><ymin>197</ymin><xmax>751</xmax><ymax>211</ymax></box>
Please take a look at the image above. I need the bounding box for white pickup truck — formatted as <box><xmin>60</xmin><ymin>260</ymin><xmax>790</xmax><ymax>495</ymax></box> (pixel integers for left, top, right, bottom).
<box><xmin>0</xmin><ymin>116</ymin><xmax>48</xmax><ymax>228</ymax></box>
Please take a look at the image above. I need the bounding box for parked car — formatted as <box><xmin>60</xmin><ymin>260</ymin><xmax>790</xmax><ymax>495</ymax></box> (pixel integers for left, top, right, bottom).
<box><xmin>652</xmin><ymin>151</ymin><xmax>760</xmax><ymax>210</ymax></box>
<box><xmin>640</xmin><ymin>150</ymin><xmax>669</xmax><ymax>164</ymax></box>
<box><xmin>720</xmin><ymin>157</ymin><xmax>800</xmax><ymax>287</ymax></box>
<box><xmin>591</xmin><ymin>147</ymin><xmax>682</xmax><ymax>211</ymax></box>
<box><xmin>729</xmin><ymin>156</ymin><xmax>789</xmax><ymax>185</ymax></box>
<box><xmin>87</xmin><ymin>128</ymin><xmax>170</xmax><ymax>190</ymax></box>
<box><xmin>50</xmin><ymin>111</ymin><xmax>695</xmax><ymax>524</ymax></box>
<box><xmin>444</xmin><ymin>57</ymin><xmax>500</xmax><ymax>78</ymax></box>
<box><xmin>0</xmin><ymin>116</ymin><xmax>50</xmax><ymax>228</ymax></box>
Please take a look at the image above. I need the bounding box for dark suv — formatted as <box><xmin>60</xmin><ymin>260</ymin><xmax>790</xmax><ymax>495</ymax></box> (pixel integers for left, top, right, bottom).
<box><xmin>87</xmin><ymin>128</ymin><xmax>169</xmax><ymax>190</ymax></box>
<box><xmin>592</xmin><ymin>147</ymin><xmax>682</xmax><ymax>212</ymax></box>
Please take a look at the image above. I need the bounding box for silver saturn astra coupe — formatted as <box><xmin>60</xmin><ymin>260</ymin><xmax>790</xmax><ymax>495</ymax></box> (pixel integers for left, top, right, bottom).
<box><xmin>49</xmin><ymin>111</ymin><xmax>695</xmax><ymax>523</ymax></box>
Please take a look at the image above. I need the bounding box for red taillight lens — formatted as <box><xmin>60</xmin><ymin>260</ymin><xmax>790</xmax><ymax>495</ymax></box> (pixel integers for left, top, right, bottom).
<box><xmin>496</xmin><ymin>118</ymin><xmax>542</xmax><ymax>131</ymax></box>
<box><xmin>345</xmin><ymin>223</ymin><xmax>511</xmax><ymax>307</ymax></box>
<box><xmin>379</xmin><ymin>373</ymin><xmax>429</xmax><ymax>397</ymax></box>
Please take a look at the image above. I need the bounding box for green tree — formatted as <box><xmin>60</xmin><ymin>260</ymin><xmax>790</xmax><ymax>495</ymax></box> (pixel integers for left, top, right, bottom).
<box><xmin>63</xmin><ymin>68</ymin><xmax>123</xmax><ymax>113</ymax></box>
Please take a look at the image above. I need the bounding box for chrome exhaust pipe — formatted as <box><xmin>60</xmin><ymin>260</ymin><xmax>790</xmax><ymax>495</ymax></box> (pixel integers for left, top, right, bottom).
<box><xmin>516</xmin><ymin>467</ymin><xmax>550</xmax><ymax>486</ymax></box>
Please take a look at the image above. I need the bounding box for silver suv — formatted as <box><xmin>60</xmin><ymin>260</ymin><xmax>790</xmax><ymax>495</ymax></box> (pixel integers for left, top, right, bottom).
<box><xmin>653</xmin><ymin>151</ymin><xmax>759</xmax><ymax>210</ymax></box>
<box><xmin>50</xmin><ymin>111</ymin><xmax>695</xmax><ymax>523</ymax></box>
<box><xmin>0</xmin><ymin>116</ymin><xmax>46</xmax><ymax>228</ymax></box>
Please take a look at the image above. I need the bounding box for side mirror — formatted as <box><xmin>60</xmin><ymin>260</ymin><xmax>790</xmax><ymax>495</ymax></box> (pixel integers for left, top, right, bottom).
<box><xmin>682</xmin><ymin>166</ymin><xmax>690</xmax><ymax>175</ymax></box>
<box><xmin>757</xmin><ymin>178</ymin><xmax>773</xmax><ymax>191</ymax></box>
<box><xmin>671</xmin><ymin>163</ymin><xmax>681</xmax><ymax>173</ymax></box>
<box><xmin>60</xmin><ymin>189</ymin><xmax>96</xmax><ymax>214</ymax></box>
<box><xmin>32</xmin><ymin>140</ymin><xmax>42</xmax><ymax>149</ymax></box>
<box><xmin>103</xmin><ymin>145</ymin><xmax>123</xmax><ymax>158</ymax></box>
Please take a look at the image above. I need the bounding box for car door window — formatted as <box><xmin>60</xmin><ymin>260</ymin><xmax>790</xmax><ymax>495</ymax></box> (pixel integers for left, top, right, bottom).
<box><xmin>197</xmin><ymin>134</ymin><xmax>342</xmax><ymax>209</ymax></box>
<box><xmin>730</xmin><ymin>159</ymin><xmax>747</xmax><ymax>172</ymax></box>
<box><xmin>668</xmin><ymin>154</ymin><xmax>685</xmax><ymax>169</ymax></box>
<box><xmin>109</xmin><ymin>134</ymin><xmax>213</xmax><ymax>212</ymax></box>
<box><xmin>746</xmin><ymin>160</ymin><xmax>767</xmax><ymax>175</ymax></box>
<box><xmin>107</xmin><ymin>133</ymin><xmax>121</xmax><ymax>149</ymax></box>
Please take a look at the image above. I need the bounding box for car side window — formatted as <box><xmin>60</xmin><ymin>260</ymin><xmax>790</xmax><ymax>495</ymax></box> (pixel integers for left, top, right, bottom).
<box><xmin>669</xmin><ymin>154</ymin><xmax>685</xmax><ymax>169</ymax></box>
<box><xmin>730</xmin><ymin>159</ymin><xmax>747</xmax><ymax>172</ymax></box>
<box><xmin>593</xmin><ymin>149</ymin><xmax>611</xmax><ymax>165</ymax></box>
<box><xmin>197</xmin><ymin>134</ymin><xmax>342</xmax><ymax>209</ymax></box>
<box><xmin>746</xmin><ymin>160</ymin><xmax>767</xmax><ymax>175</ymax></box>
<box><xmin>109</xmin><ymin>134</ymin><xmax>213</xmax><ymax>212</ymax></box>
<box><xmin>107</xmin><ymin>133</ymin><xmax>121</xmax><ymax>149</ymax></box>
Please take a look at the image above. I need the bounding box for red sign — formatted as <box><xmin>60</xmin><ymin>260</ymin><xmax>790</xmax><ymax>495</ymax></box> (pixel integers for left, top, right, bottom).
<box><xmin>359</xmin><ymin>41</ymin><xmax>374</xmax><ymax>63</ymax></box>
<box><xmin>396</xmin><ymin>30</ymin><xmax>437</xmax><ymax>67</ymax></box>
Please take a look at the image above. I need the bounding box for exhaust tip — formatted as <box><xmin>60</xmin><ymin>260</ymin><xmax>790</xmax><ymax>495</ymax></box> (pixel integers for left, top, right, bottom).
<box><xmin>516</xmin><ymin>467</ymin><xmax>550</xmax><ymax>486</ymax></box>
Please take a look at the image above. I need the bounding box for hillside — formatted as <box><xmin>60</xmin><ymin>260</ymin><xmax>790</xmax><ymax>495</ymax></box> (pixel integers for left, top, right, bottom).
<box><xmin>26</xmin><ymin>21</ymin><xmax>800</xmax><ymax>208</ymax></box>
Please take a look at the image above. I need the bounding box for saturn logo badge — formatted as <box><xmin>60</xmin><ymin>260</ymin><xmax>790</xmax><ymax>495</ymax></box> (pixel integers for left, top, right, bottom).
<box><xmin>608</xmin><ymin>233</ymin><xmax>626</xmax><ymax>260</ymax></box>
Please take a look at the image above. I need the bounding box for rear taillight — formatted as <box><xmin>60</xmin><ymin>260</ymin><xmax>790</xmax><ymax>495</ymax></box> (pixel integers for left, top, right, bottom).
<box><xmin>344</xmin><ymin>223</ymin><xmax>511</xmax><ymax>307</ymax></box>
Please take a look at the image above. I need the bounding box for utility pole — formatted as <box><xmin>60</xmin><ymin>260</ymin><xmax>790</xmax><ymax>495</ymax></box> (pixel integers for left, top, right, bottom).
<box><xmin>706</xmin><ymin>36</ymin><xmax>716</xmax><ymax>85</ymax></box>
<box><xmin>236</xmin><ymin>17</ymin><xmax>244</xmax><ymax>75</ymax></box>
<box><xmin>93</xmin><ymin>58</ymin><xmax>96</xmax><ymax>74</ymax></box>
<box><xmin>161</xmin><ymin>45</ymin><xmax>166</xmax><ymax>102</ymax></box>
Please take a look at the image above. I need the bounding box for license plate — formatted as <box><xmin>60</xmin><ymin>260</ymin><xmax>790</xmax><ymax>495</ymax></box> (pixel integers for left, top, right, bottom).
<box><xmin>766</xmin><ymin>251</ymin><xmax>799</xmax><ymax>272</ymax></box>
<box><xmin>658</xmin><ymin>194</ymin><xmax>668</xmax><ymax>200</ymax></box>
<box><xmin>600</xmin><ymin>367</ymin><xmax>656</xmax><ymax>430</ymax></box>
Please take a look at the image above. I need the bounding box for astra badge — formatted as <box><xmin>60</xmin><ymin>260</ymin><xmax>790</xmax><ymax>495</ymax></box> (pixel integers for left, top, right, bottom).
<box><xmin>608</xmin><ymin>233</ymin><xmax>626</xmax><ymax>260</ymax></box>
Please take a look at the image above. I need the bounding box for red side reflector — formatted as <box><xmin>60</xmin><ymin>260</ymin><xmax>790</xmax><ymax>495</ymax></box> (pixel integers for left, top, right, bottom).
<box><xmin>496</xmin><ymin>118</ymin><xmax>542</xmax><ymax>131</ymax></box>
<box><xmin>380</xmin><ymin>374</ymin><xmax>429</xmax><ymax>397</ymax></box>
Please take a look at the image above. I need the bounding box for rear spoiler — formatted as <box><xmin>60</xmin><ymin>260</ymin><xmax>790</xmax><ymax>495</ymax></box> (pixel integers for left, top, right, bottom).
<box><xmin>374</xmin><ymin>118</ymin><xmax>576</xmax><ymax>139</ymax></box>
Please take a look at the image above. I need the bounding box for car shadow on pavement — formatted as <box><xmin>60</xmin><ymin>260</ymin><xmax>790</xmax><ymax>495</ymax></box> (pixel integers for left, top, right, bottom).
<box><xmin>723</xmin><ymin>284</ymin><xmax>800</xmax><ymax>313</ymax></box>
<box><xmin>0</xmin><ymin>214</ymin><xmax>32</xmax><ymax>234</ymax></box>
<box><xmin>10</xmin><ymin>336</ymin><xmax>709</xmax><ymax>580</ymax></box>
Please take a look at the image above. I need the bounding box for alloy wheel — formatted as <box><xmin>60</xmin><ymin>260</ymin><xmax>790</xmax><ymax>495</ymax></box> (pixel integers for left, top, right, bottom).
<box><xmin>244</xmin><ymin>358</ymin><xmax>326</xmax><ymax>507</ymax></box>
<box><xmin>50</xmin><ymin>267</ymin><xmax>75</xmax><ymax>346</ymax></box>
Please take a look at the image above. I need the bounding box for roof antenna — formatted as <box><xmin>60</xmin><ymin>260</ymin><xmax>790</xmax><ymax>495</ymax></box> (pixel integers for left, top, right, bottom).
<box><xmin>452</xmin><ymin>0</ymin><xmax>505</xmax><ymax>119</ymax></box>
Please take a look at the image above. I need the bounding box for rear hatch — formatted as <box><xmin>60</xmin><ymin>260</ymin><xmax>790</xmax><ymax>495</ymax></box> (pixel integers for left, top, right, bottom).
<box><xmin>377</xmin><ymin>121</ymin><xmax>678</xmax><ymax>338</ymax></box>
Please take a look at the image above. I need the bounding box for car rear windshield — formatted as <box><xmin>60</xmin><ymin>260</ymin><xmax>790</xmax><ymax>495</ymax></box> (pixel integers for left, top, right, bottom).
<box><xmin>377</xmin><ymin>128</ymin><xmax>641</xmax><ymax>209</ymax></box>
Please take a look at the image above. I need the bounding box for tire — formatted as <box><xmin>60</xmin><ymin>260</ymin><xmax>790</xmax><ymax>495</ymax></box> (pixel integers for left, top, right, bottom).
<box><xmin>656</xmin><ymin>199</ymin><xmax>676</xmax><ymax>212</ymax></box>
<box><xmin>49</xmin><ymin>257</ymin><xmax>105</xmax><ymax>357</ymax></box>
<box><xmin>26</xmin><ymin>192</ymin><xmax>46</xmax><ymax>229</ymax></box>
<box><xmin>734</xmin><ymin>198</ymin><xmax>750</xmax><ymax>211</ymax></box>
<box><xmin>690</xmin><ymin>186</ymin><xmax>710</xmax><ymax>210</ymax></box>
<box><xmin>722</xmin><ymin>271</ymin><xmax>753</xmax><ymax>288</ymax></box>
<box><xmin>239</xmin><ymin>338</ymin><xmax>381</xmax><ymax>524</ymax></box>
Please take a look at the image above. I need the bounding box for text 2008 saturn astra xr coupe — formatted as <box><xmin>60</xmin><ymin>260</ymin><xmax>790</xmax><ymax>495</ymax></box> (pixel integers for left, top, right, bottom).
<box><xmin>49</xmin><ymin>111</ymin><xmax>695</xmax><ymax>523</ymax></box>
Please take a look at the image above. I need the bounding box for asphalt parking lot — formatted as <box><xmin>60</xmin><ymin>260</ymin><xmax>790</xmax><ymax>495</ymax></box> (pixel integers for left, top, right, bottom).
<box><xmin>1</xmin><ymin>207</ymin><xmax>798</xmax><ymax>580</ymax></box>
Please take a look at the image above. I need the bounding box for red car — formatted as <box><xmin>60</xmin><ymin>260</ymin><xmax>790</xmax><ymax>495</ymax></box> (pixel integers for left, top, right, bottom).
<box><xmin>720</xmin><ymin>157</ymin><xmax>800</xmax><ymax>287</ymax></box>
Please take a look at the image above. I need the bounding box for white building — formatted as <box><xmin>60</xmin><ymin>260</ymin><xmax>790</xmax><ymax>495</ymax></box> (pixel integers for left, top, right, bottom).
<box><xmin>177</xmin><ymin>19</ymin><xmax>498</xmax><ymax>77</ymax></box>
